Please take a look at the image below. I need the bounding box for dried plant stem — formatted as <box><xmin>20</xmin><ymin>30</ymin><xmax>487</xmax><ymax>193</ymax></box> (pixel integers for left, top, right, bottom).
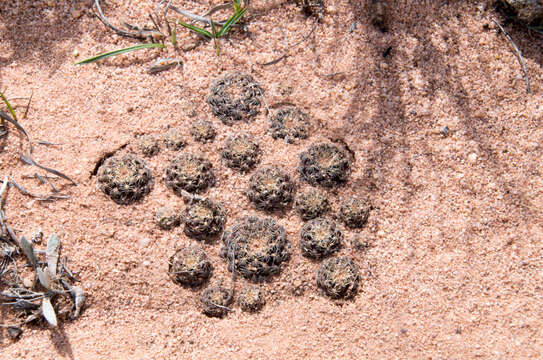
<box><xmin>492</xmin><ymin>18</ymin><xmax>530</xmax><ymax>94</ymax></box>
<box><xmin>259</xmin><ymin>18</ymin><xmax>319</xmax><ymax>66</ymax></box>
<box><xmin>93</xmin><ymin>0</ymin><xmax>163</xmax><ymax>40</ymax></box>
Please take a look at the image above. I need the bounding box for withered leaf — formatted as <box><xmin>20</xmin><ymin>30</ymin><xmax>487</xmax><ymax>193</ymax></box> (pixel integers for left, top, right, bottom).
<box><xmin>41</xmin><ymin>297</ymin><xmax>57</xmax><ymax>327</ymax></box>
<box><xmin>46</xmin><ymin>233</ymin><xmax>60</xmax><ymax>277</ymax></box>
<box><xmin>20</xmin><ymin>236</ymin><xmax>37</xmax><ymax>269</ymax></box>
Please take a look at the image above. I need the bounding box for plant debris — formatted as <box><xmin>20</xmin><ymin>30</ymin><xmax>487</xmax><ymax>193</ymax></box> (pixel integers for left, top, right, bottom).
<box><xmin>0</xmin><ymin>91</ymin><xmax>77</xmax><ymax>200</ymax></box>
<box><xmin>92</xmin><ymin>0</ymin><xmax>165</xmax><ymax>41</ymax></box>
<box><xmin>147</xmin><ymin>58</ymin><xmax>183</xmax><ymax>74</ymax></box>
<box><xmin>0</xmin><ymin>223</ymin><xmax>86</xmax><ymax>336</ymax></box>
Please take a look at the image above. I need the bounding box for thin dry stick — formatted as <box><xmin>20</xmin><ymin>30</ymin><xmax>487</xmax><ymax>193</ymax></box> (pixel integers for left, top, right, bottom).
<box><xmin>492</xmin><ymin>18</ymin><xmax>530</xmax><ymax>94</ymax></box>
<box><xmin>93</xmin><ymin>0</ymin><xmax>164</xmax><ymax>40</ymax></box>
<box><xmin>8</xmin><ymin>177</ymin><xmax>69</xmax><ymax>201</ymax></box>
<box><xmin>1</xmin><ymin>103</ymin><xmax>76</xmax><ymax>185</ymax></box>
<box><xmin>207</xmin><ymin>245</ymin><xmax>236</xmax><ymax>313</ymax></box>
<box><xmin>168</xmin><ymin>5</ymin><xmax>224</xmax><ymax>27</ymax></box>
<box><xmin>259</xmin><ymin>18</ymin><xmax>319</xmax><ymax>66</ymax></box>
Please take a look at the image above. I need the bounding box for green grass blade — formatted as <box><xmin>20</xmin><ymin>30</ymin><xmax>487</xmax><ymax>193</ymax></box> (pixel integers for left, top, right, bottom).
<box><xmin>217</xmin><ymin>7</ymin><xmax>247</xmax><ymax>38</ymax></box>
<box><xmin>528</xmin><ymin>26</ymin><xmax>543</xmax><ymax>35</ymax></box>
<box><xmin>172</xmin><ymin>19</ymin><xmax>213</xmax><ymax>38</ymax></box>
<box><xmin>171</xmin><ymin>23</ymin><xmax>178</xmax><ymax>45</ymax></box>
<box><xmin>23</xmin><ymin>91</ymin><xmax>33</xmax><ymax>119</ymax></box>
<box><xmin>75</xmin><ymin>43</ymin><xmax>165</xmax><ymax>65</ymax></box>
<box><xmin>233</xmin><ymin>0</ymin><xmax>242</xmax><ymax>13</ymax></box>
<box><xmin>210</xmin><ymin>21</ymin><xmax>221</xmax><ymax>56</ymax></box>
<box><xmin>0</xmin><ymin>90</ymin><xmax>18</xmax><ymax>122</ymax></box>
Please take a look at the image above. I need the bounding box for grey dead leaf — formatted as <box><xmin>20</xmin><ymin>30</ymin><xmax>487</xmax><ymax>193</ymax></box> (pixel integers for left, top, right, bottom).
<box><xmin>147</xmin><ymin>58</ymin><xmax>183</xmax><ymax>74</ymax></box>
<box><xmin>20</xmin><ymin>236</ymin><xmax>37</xmax><ymax>269</ymax></box>
<box><xmin>46</xmin><ymin>233</ymin><xmax>60</xmax><ymax>277</ymax></box>
<box><xmin>37</xmin><ymin>267</ymin><xmax>52</xmax><ymax>290</ymax></box>
<box><xmin>41</xmin><ymin>297</ymin><xmax>57</xmax><ymax>327</ymax></box>
<box><xmin>13</xmin><ymin>299</ymin><xmax>40</xmax><ymax>310</ymax></box>
<box><xmin>0</xmin><ymin>175</ymin><xmax>8</xmax><ymax>206</ymax></box>
<box><xmin>71</xmin><ymin>286</ymin><xmax>85</xmax><ymax>319</ymax></box>
<box><xmin>7</xmin><ymin>325</ymin><xmax>22</xmax><ymax>339</ymax></box>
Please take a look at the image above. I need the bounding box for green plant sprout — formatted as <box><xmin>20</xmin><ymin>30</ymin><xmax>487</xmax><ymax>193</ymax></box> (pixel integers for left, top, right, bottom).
<box><xmin>75</xmin><ymin>43</ymin><xmax>165</xmax><ymax>65</ymax></box>
<box><xmin>171</xmin><ymin>0</ymin><xmax>247</xmax><ymax>56</ymax></box>
<box><xmin>77</xmin><ymin>0</ymin><xmax>247</xmax><ymax>66</ymax></box>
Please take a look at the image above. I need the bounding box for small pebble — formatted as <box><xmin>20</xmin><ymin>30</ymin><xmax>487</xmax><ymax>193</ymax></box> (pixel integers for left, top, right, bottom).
<box><xmin>139</xmin><ymin>238</ymin><xmax>150</xmax><ymax>247</ymax></box>
<box><xmin>7</xmin><ymin>326</ymin><xmax>22</xmax><ymax>340</ymax></box>
<box><xmin>22</xmin><ymin>277</ymin><xmax>34</xmax><ymax>289</ymax></box>
<box><xmin>71</xmin><ymin>9</ymin><xmax>82</xmax><ymax>20</ymax></box>
<box><xmin>467</xmin><ymin>152</ymin><xmax>477</xmax><ymax>164</ymax></box>
<box><xmin>182</xmin><ymin>42</ymin><xmax>198</xmax><ymax>52</ymax></box>
<box><xmin>72</xmin><ymin>49</ymin><xmax>79</xmax><ymax>57</ymax></box>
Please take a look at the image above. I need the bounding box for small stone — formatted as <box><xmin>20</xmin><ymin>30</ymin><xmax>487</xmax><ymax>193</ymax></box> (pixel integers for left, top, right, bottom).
<box><xmin>71</xmin><ymin>9</ymin><xmax>82</xmax><ymax>20</ymax></box>
<box><xmin>7</xmin><ymin>326</ymin><xmax>22</xmax><ymax>340</ymax></box>
<box><xmin>467</xmin><ymin>152</ymin><xmax>477</xmax><ymax>164</ymax></box>
<box><xmin>292</xmin><ymin>279</ymin><xmax>305</xmax><ymax>296</ymax></box>
<box><xmin>182</xmin><ymin>42</ymin><xmax>198</xmax><ymax>52</ymax></box>
<box><xmin>139</xmin><ymin>237</ymin><xmax>151</xmax><ymax>247</ymax></box>
<box><xmin>277</xmin><ymin>82</ymin><xmax>294</xmax><ymax>96</ymax></box>
<box><xmin>72</xmin><ymin>49</ymin><xmax>79</xmax><ymax>57</ymax></box>
<box><xmin>22</xmin><ymin>276</ymin><xmax>34</xmax><ymax>289</ymax></box>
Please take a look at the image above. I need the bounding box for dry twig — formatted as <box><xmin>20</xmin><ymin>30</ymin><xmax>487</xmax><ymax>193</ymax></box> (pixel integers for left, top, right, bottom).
<box><xmin>259</xmin><ymin>18</ymin><xmax>319</xmax><ymax>66</ymax></box>
<box><xmin>492</xmin><ymin>18</ymin><xmax>531</xmax><ymax>94</ymax></box>
<box><xmin>93</xmin><ymin>0</ymin><xmax>164</xmax><ymax>41</ymax></box>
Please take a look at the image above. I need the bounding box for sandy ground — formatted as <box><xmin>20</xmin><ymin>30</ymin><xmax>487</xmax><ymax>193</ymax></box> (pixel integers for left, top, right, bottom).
<box><xmin>1</xmin><ymin>0</ymin><xmax>543</xmax><ymax>358</ymax></box>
